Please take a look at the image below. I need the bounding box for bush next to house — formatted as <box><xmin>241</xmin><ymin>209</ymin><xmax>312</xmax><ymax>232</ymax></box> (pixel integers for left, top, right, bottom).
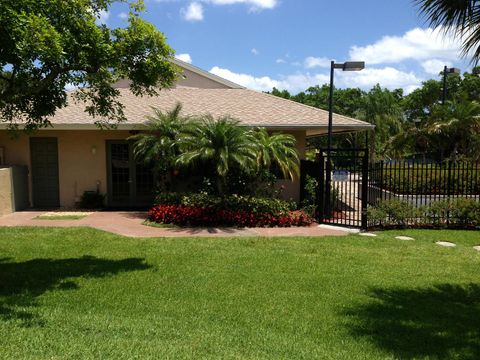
<box><xmin>149</xmin><ymin>192</ymin><xmax>313</xmax><ymax>227</ymax></box>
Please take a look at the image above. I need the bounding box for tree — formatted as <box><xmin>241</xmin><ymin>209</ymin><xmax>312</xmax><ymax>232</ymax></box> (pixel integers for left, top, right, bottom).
<box><xmin>176</xmin><ymin>117</ymin><xmax>257</xmax><ymax>195</ymax></box>
<box><xmin>425</xmin><ymin>101</ymin><xmax>480</xmax><ymax>159</ymax></box>
<box><xmin>253</xmin><ymin>128</ymin><xmax>299</xmax><ymax>180</ymax></box>
<box><xmin>358</xmin><ymin>85</ymin><xmax>404</xmax><ymax>157</ymax></box>
<box><xmin>129</xmin><ymin>103</ymin><xmax>190</xmax><ymax>189</ymax></box>
<box><xmin>415</xmin><ymin>0</ymin><xmax>480</xmax><ymax>63</ymax></box>
<box><xmin>0</xmin><ymin>0</ymin><xmax>178</xmax><ymax>131</ymax></box>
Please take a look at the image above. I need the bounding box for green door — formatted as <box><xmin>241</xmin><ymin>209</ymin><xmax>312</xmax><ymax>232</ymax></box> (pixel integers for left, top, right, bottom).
<box><xmin>106</xmin><ymin>141</ymin><xmax>154</xmax><ymax>207</ymax></box>
<box><xmin>30</xmin><ymin>137</ymin><xmax>60</xmax><ymax>208</ymax></box>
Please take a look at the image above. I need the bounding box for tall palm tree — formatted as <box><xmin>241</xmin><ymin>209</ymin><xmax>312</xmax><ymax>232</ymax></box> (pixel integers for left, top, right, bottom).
<box><xmin>253</xmin><ymin>128</ymin><xmax>299</xmax><ymax>180</ymax></box>
<box><xmin>176</xmin><ymin>116</ymin><xmax>257</xmax><ymax>195</ymax></box>
<box><xmin>129</xmin><ymin>103</ymin><xmax>190</xmax><ymax>181</ymax></box>
<box><xmin>425</xmin><ymin>101</ymin><xmax>480</xmax><ymax>159</ymax></box>
<box><xmin>415</xmin><ymin>0</ymin><xmax>480</xmax><ymax>63</ymax></box>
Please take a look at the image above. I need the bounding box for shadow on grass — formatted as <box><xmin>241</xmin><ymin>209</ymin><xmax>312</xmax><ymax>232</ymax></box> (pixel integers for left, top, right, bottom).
<box><xmin>0</xmin><ymin>256</ymin><xmax>151</xmax><ymax>326</ymax></box>
<box><xmin>345</xmin><ymin>284</ymin><xmax>480</xmax><ymax>359</ymax></box>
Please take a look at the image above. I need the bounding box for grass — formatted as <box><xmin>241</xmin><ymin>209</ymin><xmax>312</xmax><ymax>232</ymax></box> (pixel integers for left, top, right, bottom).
<box><xmin>0</xmin><ymin>227</ymin><xmax>479</xmax><ymax>359</ymax></box>
<box><xmin>142</xmin><ymin>219</ymin><xmax>178</xmax><ymax>228</ymax></box>
<box><xmin>35</xmin><ymin>215</ymin><xmax>87</xmax><ymax>220</ymax></box>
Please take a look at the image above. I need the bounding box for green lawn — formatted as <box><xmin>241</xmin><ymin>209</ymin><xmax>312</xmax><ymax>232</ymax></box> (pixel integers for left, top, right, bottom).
<box><xmin>0</xmin><ymin>227</ymin><xmax>479</xmax><ymax>359</ymax></box>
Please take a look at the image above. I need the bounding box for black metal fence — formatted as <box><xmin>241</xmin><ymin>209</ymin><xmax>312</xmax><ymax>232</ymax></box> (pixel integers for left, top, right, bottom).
<box><xmin>366</xmin><ymin>160</ymin><xmax>480</xmax><ymax>228</ymax></box>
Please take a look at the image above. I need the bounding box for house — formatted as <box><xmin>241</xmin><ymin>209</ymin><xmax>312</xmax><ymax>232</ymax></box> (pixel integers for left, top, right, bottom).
<box><xmin>0</xmin><ymin>59</ymin><xmax>373</xmax><ymax>210</ymax></box>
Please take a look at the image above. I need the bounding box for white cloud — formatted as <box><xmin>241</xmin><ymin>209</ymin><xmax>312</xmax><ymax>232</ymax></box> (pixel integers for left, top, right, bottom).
<box><xmin>181</xmin><ymin>2</ymin><xmax>204</xmax><ymax>21</ymax></box>
<box><xmin>421</xmin><ymin>59</ymin><xmax>452</xmax><ymax>75</ymax></box>
<box><xmin>337</xmin><ymin>67</ymin><xmax>423</xmax><ymax>93</ymax></box>
<box><xmin>209</xmin><ymin>66</ymin><xmax>329</xmax><ymax>93</ymax></box>
<box><xmin>251</xmin><ymin>48</ymin><xmax>259</xmax><ymax>55</ymax></box>
<box><xmin>118</xmin><ymin>12</ymin><xmax>128</xmax><ymax>20</ymax></box>
<box><xmin>304</xmin><ymin>56</ymin><xmax>331</xmax><ymax>69</ymax></box>
<box><xmin>276</xmin><ymin>58</ymin><xmax>286</xmax><ymax>64</ymax></box>
<box><xmin>349</xmin><ymin>27</ymin><xmax>463</xmax><ymax>65</ymax></box>
<box><xmin>210</xmin><ymin>66</ymin><xmax>279</xmax><ymax>91</ymax></box>
<box><xmin>176</xmin><ymin>53</ymin><xmax>193</xmax><ymax>63</ymax></box>
<box><xmin>209</xmin><ymin>65</ymin><xmax>423</xmax><ymax>94</ymax></box>
<box><xmin>207</xmin><ymin>0</ymin><xmax>277</xmax><ymax>10</ymax></box>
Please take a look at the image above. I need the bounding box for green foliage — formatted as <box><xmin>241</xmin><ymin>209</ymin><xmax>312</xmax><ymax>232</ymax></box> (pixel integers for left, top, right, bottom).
<box><xmin>379</xmin><ymin>164</ymin><xmax>480</xmax><ymax>195</ymax></box>
<box><xmin>155</xmin><ymin>191</ymin><xmax>295</xmax><ymax>216</ymax></box>
<box><xmin>253</xmin><ymin>128</ymin><xmax>299</xmax><ymax>180</ymax></box>
<box><xmin>428</xmin><ymin>198</ymin><xmax>480</xmax><ymax>227</ymax></box>
<box><xmin>269</xmin><ymin>67</ymin><xmax>480</xmax><ymax>161</ymax></box>
<box><xmin>80</xmin><ymin>191</ymin><xmax>105</xmax><ymax>209</ymax></box>
<box><xmin>0</xmin><ymin>0</ymin><xmax>178</xmax><ymax>130</ymax></box>
<box><xmin>176</xmin><ymin>116</ymin><xmax>257</xmax><ymax>195</ymax></box>
<box><xmin>130</xmin><ymin>106</ymin><xmax>301</xmax><ymax>197</ymax></box>
<box><xmin>369</xmin><ymin>198</ymin><xmax>480</xmax><ymax>228</ymax></box>
<box><xmin>367</xmin><ymin>200</ymin><xmax>422</xmax><ymax>227</ymax></box>
<box><xmin>301</xmin><ymin>175</ymin><xmax>318</xmax><ymax>217</ymax></box>
<box><xmin>129</xmin><ymin>103</ymin><xmax>191</xmax><ymax>190</ymax></box>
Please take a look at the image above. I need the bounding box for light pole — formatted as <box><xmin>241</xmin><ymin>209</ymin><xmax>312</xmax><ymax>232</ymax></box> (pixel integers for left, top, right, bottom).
<box><xmin>442</xmin><ymin>66</ymin><xmax>460</xmax><ymax>105</ymax></box>
<box><xmin>324</xmin><ymin>61</ymin><xmax>365</xmax><ymax>219</ymax></box>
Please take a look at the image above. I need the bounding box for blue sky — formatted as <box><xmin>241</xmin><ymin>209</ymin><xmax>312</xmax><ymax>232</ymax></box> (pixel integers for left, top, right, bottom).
<box><xmin>103</xmin><ymin>0</ymin><xmax>471</xmax><ymax>94</ymax></box>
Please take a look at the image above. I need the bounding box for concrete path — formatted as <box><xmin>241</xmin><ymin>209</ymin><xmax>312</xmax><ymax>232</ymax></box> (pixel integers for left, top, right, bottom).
<box><xmin>0</xmin><ymin>211</ymin><xmax>348</xmax><ymax>238</ymax></box>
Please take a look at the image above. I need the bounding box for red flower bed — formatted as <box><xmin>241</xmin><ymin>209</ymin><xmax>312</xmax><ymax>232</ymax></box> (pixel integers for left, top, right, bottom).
<box><xmin>148</xmin><ymin>205</ymin><xmax>314</xmax><ymax>227</ymax></box>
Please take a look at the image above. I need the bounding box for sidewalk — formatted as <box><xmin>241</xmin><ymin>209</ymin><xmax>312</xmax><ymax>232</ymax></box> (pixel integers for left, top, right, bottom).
<box><xmin>0</xmin><ymin>211</ymin><xmax>349</xmax><ymax>238</ymax></box>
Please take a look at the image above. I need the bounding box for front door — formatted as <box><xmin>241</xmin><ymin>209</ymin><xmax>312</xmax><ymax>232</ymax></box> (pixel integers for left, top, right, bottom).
<box><xmin>30</xmin><ymin>137</ymin><xmax>60</xmax><ymax>208</ymax></box>
<box><xmin>106</xmin><ymin>141</ymin><xmax>154</xmax><ymax>207</ymax></box>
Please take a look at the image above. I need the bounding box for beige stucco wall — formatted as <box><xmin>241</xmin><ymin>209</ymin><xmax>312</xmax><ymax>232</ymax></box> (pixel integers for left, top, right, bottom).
<box><xmin>0</xmin><ymin>168</ymin><xmax>13</xmax><ymax>216</ymax></box>
<box><xmin>276</xmin><ymin>130</ymin><xmax>306</xmax><ymax>203</ymax></box>
<box><xmin>0</xmin><ymin>129</ymin><xmax>306</xmax><ymax>208</ymax></box>
<box><xmin>0</xmin><ymin>130</ymin><xmax>130</xmax><ymax>208</ymax></box>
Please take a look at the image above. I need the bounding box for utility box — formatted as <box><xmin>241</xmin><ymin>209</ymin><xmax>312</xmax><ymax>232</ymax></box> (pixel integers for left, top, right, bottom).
<box><xmin>0</xmin><ymin>166</ymin><xmax>29</xmax><ymax>216</ymax></box>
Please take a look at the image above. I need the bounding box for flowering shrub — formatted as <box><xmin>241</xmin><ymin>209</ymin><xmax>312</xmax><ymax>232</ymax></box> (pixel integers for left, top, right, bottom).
<box><xmin>148</xmin><ymin>205</ymin><xmax>314</xmax><ymax>227</ymax></box>
<box><xmin>155</xmin><ymin>192</ymin><xmax>296</xmax><ymax>217</ymax></box>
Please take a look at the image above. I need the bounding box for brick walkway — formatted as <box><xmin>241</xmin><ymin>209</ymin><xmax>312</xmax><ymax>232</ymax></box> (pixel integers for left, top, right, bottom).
<box><xmin>0</xmin><ymin>211</ymin><xmax>349</xmax><ymax>238</ymax></box>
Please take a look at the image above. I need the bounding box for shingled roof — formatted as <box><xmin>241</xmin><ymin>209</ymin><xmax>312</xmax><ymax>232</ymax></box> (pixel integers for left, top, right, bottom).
<box><xmin>48</xmin><ymin>86</ymin><xmax>372</xmax><ymax>135</ymax></box>
<box><xmin>0</xmin><ymin>58</ymin><xmax>373</xmax><ymax>135</ymax></box>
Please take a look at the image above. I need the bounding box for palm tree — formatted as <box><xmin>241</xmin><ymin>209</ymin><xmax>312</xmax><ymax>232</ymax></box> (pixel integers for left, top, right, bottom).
<box><xmin>253</xmin><ymin>128</ymin><xmax>299</xmax><ymax>180</ymax></box>
<box><xmin>415</xmin><ymin>0</ymin><xmax>480</xmax><ymax>63</ymax></box>
<box><xmin>176</xmin><ymin>116</ymin><xmax>257</xmax><ymax>195</ymax></box>
<box><xmin>424</xmin><ymin>101</ymin><xmax>480</xmax><ymax>159</ymax></box>
<box><xmin>129</xmin><ymin>103</ymin><xmax>190</xmax><ymax>186</ymax></box>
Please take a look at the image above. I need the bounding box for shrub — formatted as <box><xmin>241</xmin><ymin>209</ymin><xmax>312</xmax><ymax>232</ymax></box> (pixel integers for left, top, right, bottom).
<box><xmin>155</xmin><ymin>192</ymin><xmax>296</xmax><ymax>217</ymax></box>
<box><xmin>147</xmin><ymin>205</ymin><xmax>314</xmax><ymax>228</ymax></box>
<box><xmin>80</xmin><ymin>191</ymin><xmax>105</xmax><ymax>209</ymax></box>
<box><xmin>369</xmin><ymin>197</ymin><xmax>480</xmax><ymax>228</ymax></box>
<box><xmin>154</xmin><ymin>192</ymin><xmax>183</xmax><ymax>205</ymax></box>
<box><xmin>428</xmin><ymin>198</ymin><xmax>480</xmax><ymax>226</ymax></box>
<box><xmin>367</xmin><ymin>199</ymin><xmax>422</xmax><ymax>227</ymax></box>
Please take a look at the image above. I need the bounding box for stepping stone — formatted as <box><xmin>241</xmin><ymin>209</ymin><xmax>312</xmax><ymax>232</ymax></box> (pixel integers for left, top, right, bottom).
<box><xmin>395</xmin><ymin>236</ymin><xmax>415</xmax><ymax>241</ymax></box>
<box><xmin>436</xmin><ymin>241</ymin><xmax>456</xmax><ymax>247</ymax></box>
<box><xmin>473</xmin><ymin>246</ymin><xmax>480</xmax><ymax>252</ymax></box>
<box><xmin>359</xmin><ymin>233</ymin><xmax>377</xmax><ymax>237</ymax></box>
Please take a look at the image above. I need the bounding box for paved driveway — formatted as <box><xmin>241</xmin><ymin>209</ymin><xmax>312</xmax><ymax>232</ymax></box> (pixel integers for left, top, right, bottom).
<box><xmin>0</xmin><ymin>211</ymin><xmax>349</xmax><ymax>238</ymax></box>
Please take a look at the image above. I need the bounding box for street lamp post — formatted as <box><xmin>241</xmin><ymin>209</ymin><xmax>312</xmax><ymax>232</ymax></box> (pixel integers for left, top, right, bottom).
<box><xmin>442</xmin><ymin>66</ymin><xmax>460</xmax><ymax>105</ymax></box>
<box><xmin>324</xmin><ymin>61</ymin><xmax>365</xmax><ymax>220</ymax></box>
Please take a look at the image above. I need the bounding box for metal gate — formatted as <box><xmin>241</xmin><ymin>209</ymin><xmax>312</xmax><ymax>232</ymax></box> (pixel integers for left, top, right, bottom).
<box><xmin>317</xmin><ymin>148</ymin><xmax>368</xmax><ymax>229</ymax></box>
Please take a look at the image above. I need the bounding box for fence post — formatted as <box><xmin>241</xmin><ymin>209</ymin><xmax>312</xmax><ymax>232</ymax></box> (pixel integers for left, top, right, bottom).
<box><xmin>446</xmin><ymin>160</ymin><xmax>452</xmax><ymax>226</ymax></box>
<box><xmin>299</xmin><ymin>160</ymin><xmax>306</xmax><ymax>203</ymax></box>
<box><xmin>361</xmin><ymin>150</ymin><xmax>369</xmax><ymax>230</ymax></box>
<box><xmin>316</xmin><ymin>152</ymin><xmax>325</xmax><ymax>223</ymax></box>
